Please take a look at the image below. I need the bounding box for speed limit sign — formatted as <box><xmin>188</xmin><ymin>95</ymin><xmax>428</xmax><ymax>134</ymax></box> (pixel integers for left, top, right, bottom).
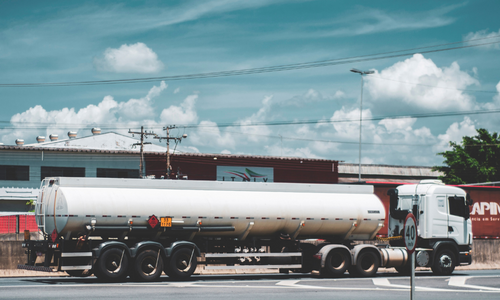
<box><xmin>404</xmin><ymin>213</ymin><xmax>417</xmax><ymax>254</ymax></box>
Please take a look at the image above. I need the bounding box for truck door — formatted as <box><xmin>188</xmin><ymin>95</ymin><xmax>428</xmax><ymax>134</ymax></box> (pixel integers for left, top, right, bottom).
<box><xmin>431</xmin><ymin>195</ymin><xmax>448</xmax><ymax>238</ymax></box>
<box><xmin>447</xmin><ymin>195</ymin><xmax>467</xmax><ymax>244</ymax></box>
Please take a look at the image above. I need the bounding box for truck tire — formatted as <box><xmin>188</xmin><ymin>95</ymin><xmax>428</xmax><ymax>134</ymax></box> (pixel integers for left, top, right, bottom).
<box><xmin>95</xmin><ymin>247</ymin><xmax>129</xmax><ymax>281</ymax></box>
<box><xmin>348</xmin><ymin>250</ymin><xmax>379</xmax><ymax>277</ymax></box>
<box><xmin>431</xmin><ymin>249</ymin><xmax>455</xmax><ymax>275</ymax></box>
<box><xmin>321</xmin><ymin>248</ymin><xmax>350</xmax><ymax>277</ymax></box>
<box><xmin>132</xmin><ymin>249</ymin><xmax>164</xmax><ymax>281</ymax></box>
<box><xmin>165</xmin><ymin>247</ymin><xmax>197</xmax><ymax>280</ymax></box>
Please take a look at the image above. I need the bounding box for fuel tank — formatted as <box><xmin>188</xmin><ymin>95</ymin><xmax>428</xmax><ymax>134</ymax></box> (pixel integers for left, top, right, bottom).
<box><xmin>37</xmin><ymin>177</ymin><xmax>385</xmax><ymax>240</ymax></box>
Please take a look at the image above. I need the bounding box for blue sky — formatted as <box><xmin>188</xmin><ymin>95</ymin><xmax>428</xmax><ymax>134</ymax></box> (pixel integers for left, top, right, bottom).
<box><xmin>1</xmin><ymin>0</ymin><xmax>499</xmax><ymax>166</ymax></box>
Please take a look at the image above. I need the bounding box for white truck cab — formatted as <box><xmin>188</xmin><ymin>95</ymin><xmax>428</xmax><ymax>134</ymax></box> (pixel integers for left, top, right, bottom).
<box><xmin>387</xmin><ymin>180</ymin><xmax>473</xmax><ymax>275</ymax></box>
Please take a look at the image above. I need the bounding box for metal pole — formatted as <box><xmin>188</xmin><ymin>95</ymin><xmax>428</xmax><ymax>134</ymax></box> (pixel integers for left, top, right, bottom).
<box><xmin>410</xmin><ymin>251</ymin><xmax>415</xmax><ymax>300</ymax></box>
<box><xmin>358</xmin><ymin>75</ymin><xmax>363</xmax><ymax>182</ymax></box>
<box><xmin>166</xmin><ymin>127</ymin><xmax>170</xmax><ymax>179</ymax></box>
<box><xmin>139</xmin><ymin>126</ymin><xmax>144</xmax><ymax>178</ymax></box>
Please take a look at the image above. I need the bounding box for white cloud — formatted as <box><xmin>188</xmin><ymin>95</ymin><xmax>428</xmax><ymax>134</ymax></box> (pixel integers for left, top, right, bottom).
<box><xmin>236</xmin><ymin>95</ymin><xmax>273</xmax><ymax>142</ymax></box>
<box><xmin>436</xmin><ymin>117</ymin><xmax>477</xmax><ymax>152</ymax></box>
<box><xmin>365</xmin><ymin>54</ymin><xmax>479</xmax><ymax>112</ymax></box>
<box><xmin>93</xmin><ymin>43</ymin><xmax>164</xmax><ymax>73</ymax></box>
<box><xmin>173</xmin><ymin>88</ymin><xmax>180</xmax><ymax>94</ymax></box>
<box><xmin>3</xmin><ymin>82</ymin><xmax>168</xmax><ymax>145</ymax></box>
<box><xmin>464</xmin><ymin>29</ymin><xmax>500</xmax><ymax>50</ymax></box>
<box><xmin>330</xmin><ymin>107</ymin><xmax>374</xmax><ymax>139</ymax></box>
<box><xmin>160</xmin><ymin>94</ymin><xmax>198</xmax><ymax>125</ymax></box>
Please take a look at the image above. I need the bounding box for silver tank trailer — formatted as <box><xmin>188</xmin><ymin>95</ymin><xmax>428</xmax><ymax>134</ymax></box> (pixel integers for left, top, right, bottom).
<box><xmin>37</xmin><ymin>177</ymin><xmax>385</xmax><ymax>240</ymax></box>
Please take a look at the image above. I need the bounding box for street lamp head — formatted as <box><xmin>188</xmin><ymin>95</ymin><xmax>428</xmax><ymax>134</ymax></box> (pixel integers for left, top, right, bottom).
<box><xmin>182</xmin><ymin>134</ymin><xmax>188</xmax><ymax>139</ymax></box>
<box><xmin>350</xmin><ymin>68</ymin><xmax>374</xmax><ymax>75</ymax></box>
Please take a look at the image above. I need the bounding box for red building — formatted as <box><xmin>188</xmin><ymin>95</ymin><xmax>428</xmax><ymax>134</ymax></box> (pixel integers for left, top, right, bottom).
<box><xmin>145</xmin><ymin>152</ymin><xmax>339</xmax><ymax>184</ymax></box>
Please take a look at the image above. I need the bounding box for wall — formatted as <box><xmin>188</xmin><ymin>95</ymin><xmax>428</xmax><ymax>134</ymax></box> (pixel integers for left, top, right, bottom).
<box><xmin>145</xmin><ymin>153</ymin><xmax>339</xmax><ymax>184</ymax></box>
<box><xmin>0</xmin><ymin>149</ymin><xmax>142</xmax><ymax>188</ymax></box>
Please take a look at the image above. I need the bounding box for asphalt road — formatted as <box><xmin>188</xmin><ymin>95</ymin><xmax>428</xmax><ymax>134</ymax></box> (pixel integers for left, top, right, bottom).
<box><xmin>1</xmin><ymin>270</ymin><xmax>499</xmax><ymax>300</ymax></box>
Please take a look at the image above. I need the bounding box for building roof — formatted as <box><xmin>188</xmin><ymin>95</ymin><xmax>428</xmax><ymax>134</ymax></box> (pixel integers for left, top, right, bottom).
<box><xmin>338</xmin><ymin>163</ymin><xmax>443</xmax><ymax>184</ymax></box>
<box><xmin>23</xmin><ymin>132</ymin><xmax>167</xmax><ymax>152</ymax></box>
<box><xmin>0</xmin><ymin>187</ymin><xmax>38</xmax><ymax>200</ymax></box>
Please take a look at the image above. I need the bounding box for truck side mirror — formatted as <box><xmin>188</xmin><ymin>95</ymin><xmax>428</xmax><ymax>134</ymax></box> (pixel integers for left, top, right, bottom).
<box><xmin>466</xmin><ymin>194</ymin><xmax>473</xmax><ymax>206</ymax></box>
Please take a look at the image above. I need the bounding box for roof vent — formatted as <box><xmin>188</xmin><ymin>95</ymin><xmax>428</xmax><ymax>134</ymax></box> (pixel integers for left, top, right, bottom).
<box><xmin>91</xmin><ymin>128</ymin><xmax>101</xmax><ymax>135</ymax></box>
<box><xmin>15</xmin><ymin>139</ymin><xmax>24</xmax><ymax>146</ymax></box>
<box><xmin>36</xmin><ymin>136</ymin><xmax>46</xmax><ymax>143</ymax></box>
<box><xmin>68</xmin><ymin>131</ymin><xmax>77</xmax><ymax>139</ymax></box>
<box><xmin>49</xmin><ymin>134</ymin><xmax>58</xmax><ymax>141</ymax></box>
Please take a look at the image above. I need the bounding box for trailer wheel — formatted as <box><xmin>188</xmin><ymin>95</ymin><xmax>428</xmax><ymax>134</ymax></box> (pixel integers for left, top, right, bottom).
<box><xmin>321</xmin><ymin>248</ymin><xmax>351</xmax><ymax>277</ymax></box>
<box><xmin>95</xmin><ymin>247</ymin><xmax>129</xmax><ymax>281</ymax></box>
<box><xmin>431</xmin><ymin>249</ymin><xmax>455</xmax><ymax>275</ymax></box>
<box><xmin>349</xmin><ymin>250</ymin><xmax>379</xmax><ymax>277</ymax></box>
<box><xmin>132</xmin><ymin>249</ymin><xmax>164</xmax><ymax>281</ymax></box>
<box><xmin>166</xmin><ymin>247</ymin><xmax>197</xmax><ymax>280</ymax></box>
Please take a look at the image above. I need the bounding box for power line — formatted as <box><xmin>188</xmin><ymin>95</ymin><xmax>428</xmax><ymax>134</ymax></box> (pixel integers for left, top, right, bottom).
<box><xmin>1</xmin><ymin>108</ymin><xmax>500</xmax><ymax>130</ymax></box>
<box><xmin>1</xmin><ymin>37</ymin><xmax>500</xmax><ymax>88</ymax></box>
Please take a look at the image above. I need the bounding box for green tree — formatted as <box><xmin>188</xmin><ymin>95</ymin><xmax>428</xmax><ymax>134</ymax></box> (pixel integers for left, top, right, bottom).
<box><xmin>433</xmin><ymin>128</ymin><xmax>500</xmax><ymax>184</ymax></box>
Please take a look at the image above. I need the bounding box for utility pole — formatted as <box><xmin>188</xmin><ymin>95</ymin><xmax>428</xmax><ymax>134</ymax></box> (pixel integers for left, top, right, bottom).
<box><xmin>129</xmin><ymin>126</ymin><xmax>157</xmax><ymax>178</ymax></box>
<box><xmin>154</xmin><ymin>125</ymin><xmax>187</xmax><ymax>179</ymax></box>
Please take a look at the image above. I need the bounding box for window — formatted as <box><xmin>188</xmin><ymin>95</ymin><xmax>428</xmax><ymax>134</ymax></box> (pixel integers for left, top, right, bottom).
<box><xmin>0</xmin><ymin>165</ymin><xmax>29</xmax><ymax>181</ymax></box>
<box><xmin>41</xmin><ymin>166</ymin><xmax>85</xmax><ymax>180</ymax></box>
<box><xmin>448</xmin><ymin>196</ymin><xmax>466</xmax><ymax>218</ymax></box>
<box><xmin>97</xmin><ymin>168</ymin><xmax>139</xmax><ymax>179</ymax></box>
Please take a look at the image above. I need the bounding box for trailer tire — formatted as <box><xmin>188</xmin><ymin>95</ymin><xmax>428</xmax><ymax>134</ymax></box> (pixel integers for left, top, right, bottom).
<box><xmin>166</xmin><ymin>247</ymin><xmax>197</xmax><ymax>280</ymax></box>
<box><xmin>431</xmin><ymin>249</ymin><xmax>455</xmax><ymax>275</ymax></box>
<box><xmin>132</xmin><ymin>249</ymin><xmax>164</xmax><ymax>281</ymax></box>
<box><xmin>95</xmin><ymin>247</ymin><xmax>129</xmax><ymax>281</ymax></box>
<box><xmin>349</xmin><ymin>250</ymin><xmax>379</xmax><ymax>277</ymax></box>
<box><xmin>321</xmin><ymin>248</ymin><xmax>350</xmax><ymax>277</ymax></box>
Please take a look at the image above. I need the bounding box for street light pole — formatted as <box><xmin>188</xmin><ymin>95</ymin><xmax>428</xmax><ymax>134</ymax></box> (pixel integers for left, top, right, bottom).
<box><xmin>350</xmin><ymin>68</ymin><xmax>374</xmax><ymax>182</ymax></box>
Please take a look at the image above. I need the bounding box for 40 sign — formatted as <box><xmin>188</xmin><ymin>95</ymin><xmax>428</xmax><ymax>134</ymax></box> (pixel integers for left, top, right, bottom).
<box><xmin>404</xmin><ymin>213</ymin><xmax>417</xmax><ymax>254</ymax></box>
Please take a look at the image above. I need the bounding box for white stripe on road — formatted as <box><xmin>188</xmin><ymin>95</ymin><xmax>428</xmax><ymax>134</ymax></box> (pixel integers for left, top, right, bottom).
<box><xmin>448</xmin><ymin>276</ymin><xmax>500</xmax><ymax>291</ymax></box>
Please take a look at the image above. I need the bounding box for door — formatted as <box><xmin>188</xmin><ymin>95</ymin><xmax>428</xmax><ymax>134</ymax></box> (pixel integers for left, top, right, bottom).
<box><xmin>447</xmin><ymin>195</ymin><xmax>467</xmax><ymax>244</ymax></box>
<box><xmin>431</xmin><ymin>195</ymin><xmax>448</xmax><ymax>238</ymax></box>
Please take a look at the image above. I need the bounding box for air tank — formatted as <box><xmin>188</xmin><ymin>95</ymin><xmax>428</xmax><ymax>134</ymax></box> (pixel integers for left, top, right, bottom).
<box><xmin>37</xmin><ymin>177</ymin><xmax>385</xmax><ymax>241</ymax></box>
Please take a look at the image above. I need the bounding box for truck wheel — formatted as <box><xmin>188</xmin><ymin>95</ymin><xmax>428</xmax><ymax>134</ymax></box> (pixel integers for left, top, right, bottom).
<box><xmin>431</xmin><ymin>249</ymin><xmax>455</xmax><ymax>275</ymax></box>
<box><xmin>322</xmin><ymin>249</ymin><xmax>350</xmax><ymax>277</ymax></box>
<box><xmin>349</xmin><ymin>251</ymin><xmax>379</xmax><ymax>277</ymax></box>
<box><xmin>395</xmin><ymin>262</ymin><xmax>413</xmax><ymax>275</ymax></box>
<box><xmin>166</xmin><ymin>247</ymin><xmax>197</xmax><ymax>280</ymax></box>
<box><xmin>66</xmin><ymin>269</ymin><xmax>92</xmax><ymax>277</ymax></box>
<box><xmin>132</xmin><ymin>249</ymin><xmax>164</xmax><ymax>281</ymax></box>
<box><xmin>96</xmin><ymin>247</ymin><xmax>129</xmax><ymax>281</ymax></box>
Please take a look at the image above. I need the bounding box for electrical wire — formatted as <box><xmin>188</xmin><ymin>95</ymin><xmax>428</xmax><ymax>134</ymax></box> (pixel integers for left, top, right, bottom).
<box><xmin>1</xmin><ymin>108</ymin><xmax>500</xmax><ymax>130</ymax></box>
<box><xmin>1</xmin><ymin>37</ymin><xmax>499</xmax><ymax>88</ymax></box>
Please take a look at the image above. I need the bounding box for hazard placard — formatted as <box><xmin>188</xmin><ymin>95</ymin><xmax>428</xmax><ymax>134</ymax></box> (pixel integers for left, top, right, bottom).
<box><xmin>161</xmin><ymin>217</ymin><xmax>172</xmax><ymax>227</ymax></box>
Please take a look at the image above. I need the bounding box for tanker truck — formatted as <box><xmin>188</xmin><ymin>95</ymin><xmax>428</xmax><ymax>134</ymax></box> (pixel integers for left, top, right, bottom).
<box><xmin>19</xmin><ymin>177</ymin><xmax>473</xmax><ymax>281</ymax></box>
